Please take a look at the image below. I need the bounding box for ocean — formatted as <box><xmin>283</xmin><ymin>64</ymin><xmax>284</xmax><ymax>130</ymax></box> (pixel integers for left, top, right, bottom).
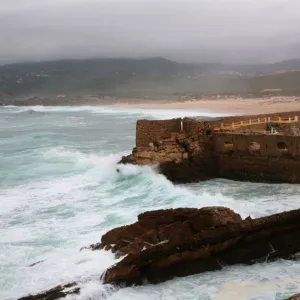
<box><xmin>1</xmin><ymin>105</ymin><xmax>300</xmax><ymax>300</ymax></box>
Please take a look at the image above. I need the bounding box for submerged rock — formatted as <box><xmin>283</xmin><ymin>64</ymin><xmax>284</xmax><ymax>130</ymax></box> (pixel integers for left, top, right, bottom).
<box><xmin>18</xmin><ymin>282</ymin><xmax>80</xmax><ymax>300</ymax></box>
<box><xmin>28</xmin><ymin>260</ymin><xmax>45</xmax><ymax>267</ymax></box>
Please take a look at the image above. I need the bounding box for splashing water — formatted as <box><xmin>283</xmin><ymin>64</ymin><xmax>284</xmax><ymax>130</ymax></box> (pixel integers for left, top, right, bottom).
<box><xmin>1</xmin><ymin>106</ymin><xmax>300</xmax><ymax>300</ymax></box>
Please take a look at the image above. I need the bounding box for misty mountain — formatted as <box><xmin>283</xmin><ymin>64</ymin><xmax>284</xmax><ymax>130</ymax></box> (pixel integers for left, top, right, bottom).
<box><xmin>1</xmin><ymin>57</ymin><xmax>300</xmax><ymax>98</ymax></box>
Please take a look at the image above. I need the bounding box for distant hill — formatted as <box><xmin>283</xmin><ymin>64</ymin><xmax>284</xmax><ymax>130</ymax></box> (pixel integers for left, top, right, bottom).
<box><xmin>1</xmin><ymin>57</ymin><xmax>300</xmax><ymax>98</ymax></box>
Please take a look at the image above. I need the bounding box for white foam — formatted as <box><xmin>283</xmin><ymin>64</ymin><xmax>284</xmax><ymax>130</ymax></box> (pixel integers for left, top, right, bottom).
<box><xmin>2</xmin><ymin>105</ymin><xmax>234</xmax><ymax>119</ymax></box>
<box><xmin>2</xmin><ymin>110</ymin><xmax>300</xmax><ymax>300</ymax></box>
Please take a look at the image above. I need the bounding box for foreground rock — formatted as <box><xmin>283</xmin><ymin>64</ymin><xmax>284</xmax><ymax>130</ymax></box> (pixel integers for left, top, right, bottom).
<box><xmin>100</xmin><ymin>207</ymin><xmax>300</xmax><ymax>286</ymax></box>
<box><xmin>18</xmin><ymin>206</ymin><xmax>300</xmax><ymax>299</ymax></box>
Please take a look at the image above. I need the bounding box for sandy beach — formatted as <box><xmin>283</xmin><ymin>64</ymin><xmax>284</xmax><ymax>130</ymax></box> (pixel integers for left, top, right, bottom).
<box><xmin>113</xmin><ymin>96</ymin><xmax>300</xmax><ymax>115</ymax></box>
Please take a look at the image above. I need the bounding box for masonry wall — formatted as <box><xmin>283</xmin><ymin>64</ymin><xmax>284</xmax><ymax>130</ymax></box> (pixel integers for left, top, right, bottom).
<box><xmin>213</xmin><ymin>133</ymin><xmax>300</xmax><ymax>157</ymax></box>
<box><xmin>135</xmin><ymin>110</ymin><xmax>300</xmax><ymax>148</ymax></box>
<box><xmin>213</xmin><ymin>133</ymin><xmax>300</xmax><ymax>182</ymax></box>
<box><xmin>136</xmin><ymin>119</ymin><xmax>182</xmax><ymax>147</ymax></box>
<box><xmin>182</xmin><ymin>118</ymin><xmax>207</xmax><ymax>139</ymax></box>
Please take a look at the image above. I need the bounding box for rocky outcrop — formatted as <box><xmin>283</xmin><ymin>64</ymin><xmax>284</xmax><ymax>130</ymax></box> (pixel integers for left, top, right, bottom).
<box><xmin>18</xmin><ymin>206</ymin><xmax>300</xmax><ymax>299</ymax></box>
<box><xmin>119</xmin><ymin>131</ymin><xmax>218</xmax><ymax>183</ymax></box>
<box><xmin>120</xmin><ymin>133</ymin><xmax>187</xmax><ymax>165</ymax></box>
<box><xmin>100</xmin><ymin>207</ymin><xmax>300</xmax><ymax>287</ymax></box>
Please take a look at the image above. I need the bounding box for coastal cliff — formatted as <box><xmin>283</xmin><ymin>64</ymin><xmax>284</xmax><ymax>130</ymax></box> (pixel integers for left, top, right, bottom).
<box><xmin>120</xmin><ymin>111</ymin><xmax>300</xmax><ymax>183</ymax></box>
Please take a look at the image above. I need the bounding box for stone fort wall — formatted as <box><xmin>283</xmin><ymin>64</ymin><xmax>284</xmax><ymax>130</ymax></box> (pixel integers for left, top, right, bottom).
<box><xmin>213</xmin><ymin>133</ymin><xmax>300</xmax><ymax>182</ymax></box>
<box><xmin>136</xmin><ymin>119</ymin><xmax>181</xmax><ymax>147</ymax></box>
<box><xmin>136</xmin><ymin>118</ymin><xmax>208</xmax><ymax>147</ymax></box>
<box><xmin>136</xmin><ymin>111</ymin><xmax>300</xmax><ymax>148</ymax></box>
<box><xmin>132</xmin><ymin>111</ymin><xmax>300</xmax><ymax>183</ymax></box>
<box><xmin>213</xmin><ymin>133</ymin><xmax>300</xmax><ymax>157</ymax></box>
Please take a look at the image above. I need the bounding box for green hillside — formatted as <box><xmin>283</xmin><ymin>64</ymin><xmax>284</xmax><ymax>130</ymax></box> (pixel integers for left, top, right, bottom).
<box><xmin>1</xmin><ymin>58</ymin><xmax>300</xmax><ymax>99</ymax></box>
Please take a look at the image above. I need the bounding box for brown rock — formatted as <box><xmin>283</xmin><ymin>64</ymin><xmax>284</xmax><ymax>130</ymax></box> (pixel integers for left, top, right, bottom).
<box><xmin>189</xmin><ymin>207</ymin><xmax>242</xmax><ymax>232</ymax></box>
<box><xmin>17</xmin><ymin>206</ymin><xmax>300</xmax><ymax>299</ymax></box>
<box><xmin>286</xmin><ymin>294</ymin><xmax>300</xmax><ymax>300</ymax></box>
<box><xmin>102</xmin><ymin>207</ymin><xmax>300</xmax><ymax>287</ymax></box>
<box><xmin>18</xmin><ymin>282</ymin><xmax>80</xmax><ymax>300</ymax></box>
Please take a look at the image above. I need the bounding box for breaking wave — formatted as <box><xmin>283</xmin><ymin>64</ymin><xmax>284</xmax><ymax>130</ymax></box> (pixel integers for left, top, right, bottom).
<box><xmin>2</xmin><ymin>105</ymin><xmax>232</xmax><ymax>119</ymax></box>
<box><xmin>1</xmin><ymin>107</ymin><xmax>300</xmax><ymax>299</ymax></box>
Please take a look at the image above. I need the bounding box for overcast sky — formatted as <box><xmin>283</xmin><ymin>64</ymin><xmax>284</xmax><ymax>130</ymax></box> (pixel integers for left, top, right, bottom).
<box><xmin>0</xmin><ymin>0</ymin><xmax>299</xmax><ymax>65</ymax></box>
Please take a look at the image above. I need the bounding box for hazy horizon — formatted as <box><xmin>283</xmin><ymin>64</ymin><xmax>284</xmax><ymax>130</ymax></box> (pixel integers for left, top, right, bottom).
<box><xmin>2</xmin><ymin>55</ymin><xmax>300</xmax><ymax>68</ymax></box>
<box><xmin>1</xmin><ymin>0</ymin><xmax>300</xmax><ymax>65</ymax></box>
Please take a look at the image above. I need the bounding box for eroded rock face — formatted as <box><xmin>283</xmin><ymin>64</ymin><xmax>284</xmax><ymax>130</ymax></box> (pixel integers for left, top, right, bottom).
<box><xmin>91</xmin><ymin>207</ymin><xmax>241</xmax><ymax>256</ymax></box>
<box><xmin>119</xmin><ymin>132</ymin><xmax>217</xmax><ymax>182</ymax></box>
<box><xmin>102</xmin><ymin>207</ymin><xmax>300</xmax><ymax>287</ymax></box>
<box><xmin>120</xmin><ymin>133</ymin><xmax>187</xmax><ymax>165</ymax></box>
<box><xmin>18</xmin><ymin>206</ymin><xmax>300</xmax><ymax>299</ymax></box>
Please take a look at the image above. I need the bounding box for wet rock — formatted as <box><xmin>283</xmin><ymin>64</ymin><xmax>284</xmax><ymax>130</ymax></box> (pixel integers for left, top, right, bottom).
<box><xmin>101</xmin><ymin>207</ymin><xmax>300</xmax><ymax>287</ymax></box>
<box><xmin>28</xmin><ymin>260</ymin><xmax>45</xmax><ymax>267</ymax></box>
<box><xmin>18</xmin><ymin>282</ymin><xmax>80</xmax><ymax>300</ymax></box>
<box><xmin>17</xmin><ymin>207</ymin><xmax>300</xmax><ymax>298</ymax></box>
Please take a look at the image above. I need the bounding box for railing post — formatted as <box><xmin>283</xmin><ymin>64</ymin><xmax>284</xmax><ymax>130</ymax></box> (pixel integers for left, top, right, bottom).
<box><xmin>232</xmin><ymin>123</ymin><xmax>235</xmax><ymax>129</ymax></box>
<box><xmin>241</xmin><ymin>121</ymin><xmax>243</xmax><ymax>125</ymax></box>
<box><xmin>264</xmin><ymin>117</ymin><xmax>267</xmax><ymax>123</ymax></box>
<box><xmin>289</xmin><ymin>117</ymin><xmax>291</xmax><ymax>123</ymax></box>
<box><xmin>296</xmin><ymin>116</ymin><xmax>298</xmax><ymax>122</ymax></box>
<box><xmin>258</xmin><ymin>118</ymin><xmax>260</xmax><ymax>123</ymax></box>
<box><xmin>249</xmin><ymin>119</ymin><xmax>252</xmax><ymax>125</ymax></box>
<box><xmin>220</xmin><ymin>122</ymin><xmax>223</xmax><ymax>129</ymax></box>
<box><xmin>278</xmin><ymin>117</ymin><xmax>281</xmax><ymax>122</ymax></box>
<box><xmin>268</xmin><ymin>117</ymin><xmax>271</xmax><ymax>122</ymax></box>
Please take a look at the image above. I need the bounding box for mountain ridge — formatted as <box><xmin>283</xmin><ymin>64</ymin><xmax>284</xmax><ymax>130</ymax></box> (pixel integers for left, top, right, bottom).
<box><xmin>1</xmin><ymin>57</ymin><xmax>300</xmax><ymax>98</ymax></box>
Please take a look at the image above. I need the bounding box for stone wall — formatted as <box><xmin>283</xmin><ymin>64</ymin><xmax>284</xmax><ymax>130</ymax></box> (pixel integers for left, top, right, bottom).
<box><xmin>136</xmin><ymin>119</ymin><xmax>182</xmax><ymax>147</ymax></box>
<box><xmin>182</xmin><ymin>118</ymin><xmax>207</xmax><ymax>139</ymax></box>
<box><xmin>127</xmin><ymin>111</ymin><xmax>300</xmax><ymax>184</ymax></box>
<box><xmin>135</xmin><ymin>111</ymin><xmax>300</xmax><ymax>148</ymax></box>
<box><xmin>213</xmin><ymin>133</ymin><xmax>300</xmax><ymax>182</ymax></box>
<box><xmin>213</xmin><ymin>133</ymin><xmax>300</xmax><ymax>157</ymax></box>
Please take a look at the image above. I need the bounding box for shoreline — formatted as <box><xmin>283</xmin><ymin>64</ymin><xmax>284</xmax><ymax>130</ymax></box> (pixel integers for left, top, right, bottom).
<box><xmin>2</xmin><ymin>96</ymin><xmax>300</xmax><ymax>115</ymax></box>
<box><xmin>111</xmin><ymin>96</ymin><xmax>300</xmax><ymax>115</ymax></box>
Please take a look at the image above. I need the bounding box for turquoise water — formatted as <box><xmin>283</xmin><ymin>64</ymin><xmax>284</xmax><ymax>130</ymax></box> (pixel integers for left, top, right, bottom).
<box><xmin>1</xmin><ymin>106</ymin><xmax>300</xmax><ymax>300</ymax></box>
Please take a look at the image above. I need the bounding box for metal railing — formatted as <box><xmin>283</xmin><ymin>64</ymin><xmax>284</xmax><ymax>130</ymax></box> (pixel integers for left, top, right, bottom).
<box><xmin>213</xmin><ymin>115</ymin><xmax>300</xmax><ymax>132</ymax></box>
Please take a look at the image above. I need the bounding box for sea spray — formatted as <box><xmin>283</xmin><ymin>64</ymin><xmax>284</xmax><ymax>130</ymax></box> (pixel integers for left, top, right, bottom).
<box><xmin>1</xmin><ymin>106</ymin><xmax>300</xmax><ymax>299</ymax></box>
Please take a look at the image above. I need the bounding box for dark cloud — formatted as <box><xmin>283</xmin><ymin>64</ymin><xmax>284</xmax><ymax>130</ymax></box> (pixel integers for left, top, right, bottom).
<box><xmin>0</xmin><ymin>0</ymin><xmax>299</xmax><ymax>64</ymax></box>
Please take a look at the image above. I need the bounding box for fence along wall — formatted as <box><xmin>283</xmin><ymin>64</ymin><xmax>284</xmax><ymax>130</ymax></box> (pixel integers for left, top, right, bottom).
<box><xmin>209</xmin><ymin>110</ymin><xmax>300</xmax><ymax>128</ymax></box>
<box><xmin>136</xmin><ymin>119</ymin><xmax>182</xmax><ymax>147</ymax></box>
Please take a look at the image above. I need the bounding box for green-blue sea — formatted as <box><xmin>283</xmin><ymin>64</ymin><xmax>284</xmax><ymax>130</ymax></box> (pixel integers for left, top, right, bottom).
<box><xmin>1</xmin><ymin>105</ymin><xmax>300</xmax><ymax>300</ymax></box>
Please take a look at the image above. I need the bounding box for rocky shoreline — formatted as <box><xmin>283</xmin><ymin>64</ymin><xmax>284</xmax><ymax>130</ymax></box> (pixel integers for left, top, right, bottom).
<box><xmin>18</xmin><ymin>206</ymin><xmax>300</xmax><ymax>299</ymax></box>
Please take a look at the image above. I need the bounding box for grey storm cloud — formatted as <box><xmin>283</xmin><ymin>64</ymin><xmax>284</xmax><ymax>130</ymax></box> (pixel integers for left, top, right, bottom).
<box><xmin>0</xmin><ymin>0</ymin><xmax>299</xmax><ymax>64</ymax></box>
